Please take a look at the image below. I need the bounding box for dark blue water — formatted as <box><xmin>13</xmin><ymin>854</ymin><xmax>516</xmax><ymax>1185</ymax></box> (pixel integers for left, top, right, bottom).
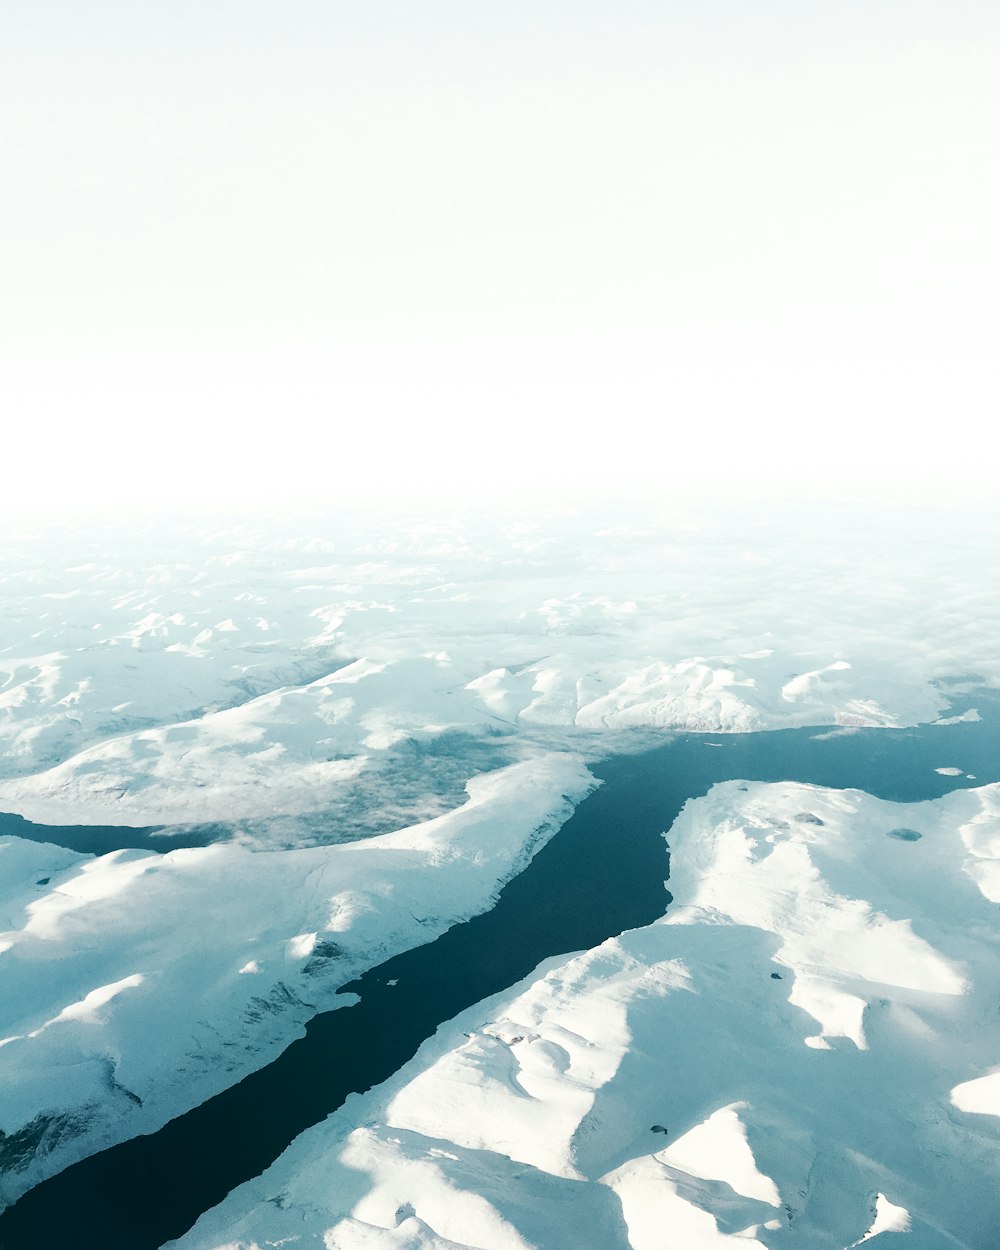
<box><xmin>1</xmin><ymin>698</ymin><xmax>997</xmax><ymax>1250</ymax></box>
<box><xmin>0</xmin><ymin>812</ymin><xmax>218</xmax><ymax>857</ymax></box>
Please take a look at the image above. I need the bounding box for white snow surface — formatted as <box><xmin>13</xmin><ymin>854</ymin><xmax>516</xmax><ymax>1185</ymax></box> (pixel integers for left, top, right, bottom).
<box><xmin>1</xmin><ymin>503</ymin><xmax>998</xmax><ymax>826</ymax></box>
<box><xmin>169</xmin><ymin>778</ymin><xmax>1000</xmax><ymax>1250</ymax></box>
<box><xmin>0</xmin><ymin>755</ymin><xmax>595</xmax><ymax>1206</ymax></box>
<box><xmin>950</xmin><ymin>1072</ymin><xmax>1000</xmax><ymax>1119</ymax></box>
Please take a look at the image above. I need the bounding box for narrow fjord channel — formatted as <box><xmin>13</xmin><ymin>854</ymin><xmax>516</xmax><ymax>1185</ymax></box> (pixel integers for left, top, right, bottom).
<box><xmin>2</xmin><ymin>700</ymin><xmax>998</xmax><ymax>1250</ymax></box>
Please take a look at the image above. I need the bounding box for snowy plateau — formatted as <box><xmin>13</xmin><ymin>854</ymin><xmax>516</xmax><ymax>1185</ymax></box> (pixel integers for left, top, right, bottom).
<box><xmin>1</xmin><ymin>499</ymin><xmax>999</xmax><ymax>1249</ymax></box>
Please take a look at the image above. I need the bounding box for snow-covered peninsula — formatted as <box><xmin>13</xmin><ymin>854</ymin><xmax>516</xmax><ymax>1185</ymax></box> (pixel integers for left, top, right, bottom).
<box><xmin>0</xmin><ymin>754</ymin><xmax>594</xmax><ymax>1206</ymax></box>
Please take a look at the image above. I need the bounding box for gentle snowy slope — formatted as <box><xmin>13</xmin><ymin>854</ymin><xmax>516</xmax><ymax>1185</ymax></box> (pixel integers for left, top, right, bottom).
<box><xmin>0</xmin><ymin>755</ymin><xmax>594</xmax><ymax>1207</ymax></box>
<box><xmin>170</xmin><ymin>778</ymin><xmax>1000</xmax><ymax>1250</ymax></box>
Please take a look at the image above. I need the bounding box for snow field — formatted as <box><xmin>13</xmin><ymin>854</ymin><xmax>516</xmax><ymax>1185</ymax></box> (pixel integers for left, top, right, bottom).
<box><xmin>3</xmin><ymin>503</ymin><xmax>1000</xmax><ymax>827</ymax></box>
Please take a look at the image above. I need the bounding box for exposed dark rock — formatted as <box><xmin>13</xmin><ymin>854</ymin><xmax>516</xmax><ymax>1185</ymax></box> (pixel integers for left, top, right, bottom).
<box><xmin>242</xmin><ymin>981</ymin><xmax>310</xmax><ymax>1025</ymax></box>
<box><xmin>302</xmin><ymin>940</ymin><xmax>344</xmax><ymax>977</ymax></box>
<box><xmin>0</xmin><ymin>1110</ymin><xmax>94</xmax><ymax>1175</ymax></box>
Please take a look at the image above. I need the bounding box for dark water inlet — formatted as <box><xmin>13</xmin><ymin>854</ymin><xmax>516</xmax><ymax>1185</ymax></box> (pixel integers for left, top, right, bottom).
<box><xmin>1</xmin><ymin>699</ymin><xmax>998</xmax><ymax>1250</ymax></box>
<box><xmin>0</xmin><ymin>811</ymin><xmax>215</xmax><ymax>857</ymax></box>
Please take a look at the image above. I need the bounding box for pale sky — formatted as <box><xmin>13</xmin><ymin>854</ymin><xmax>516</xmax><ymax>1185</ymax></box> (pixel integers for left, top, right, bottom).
<box><xmin>2</xmin><ymin>0</ymin><xmax>998</xmax><ymax>516</ymax></box>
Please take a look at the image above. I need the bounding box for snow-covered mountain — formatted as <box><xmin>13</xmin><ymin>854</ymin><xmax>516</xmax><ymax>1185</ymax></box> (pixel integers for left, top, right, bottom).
<box><xmin>169</xmin><ymin>778</ymin><xmax>1000</xmax><ymax>1250</ymax></box>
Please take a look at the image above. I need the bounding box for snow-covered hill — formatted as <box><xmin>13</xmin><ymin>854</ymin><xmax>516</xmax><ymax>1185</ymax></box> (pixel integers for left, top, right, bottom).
<box><xmin>2</xmin><ymin>502</ymin><xmax>998</xmax><ymax>829</ymax></box>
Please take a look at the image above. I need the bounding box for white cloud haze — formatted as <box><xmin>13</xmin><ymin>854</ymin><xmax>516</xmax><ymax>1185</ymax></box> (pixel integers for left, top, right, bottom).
<box><xmin>2</xmin><ymin>0</ymin><xmax>998</xmax><ymax>515</ymax></box>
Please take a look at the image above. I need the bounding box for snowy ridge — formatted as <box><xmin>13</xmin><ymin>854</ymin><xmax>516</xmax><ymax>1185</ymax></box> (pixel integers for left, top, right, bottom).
<box><xmin>169</xmin><ymin>779</ymin><xmax>1000</xmax><ymax>1249</ymax></box>
<box><xmin>0</xmin><ymin>755</ymin><xmax>595</xmax><ymax>1208</ymax></box>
